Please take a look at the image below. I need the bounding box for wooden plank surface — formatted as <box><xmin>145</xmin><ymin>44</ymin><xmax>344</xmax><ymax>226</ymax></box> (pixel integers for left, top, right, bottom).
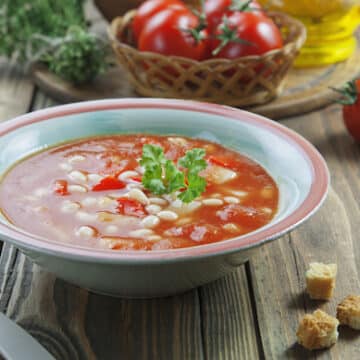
<box><xmin>0</xmin><ymin>59</ymin><xmax>35</xmax><ymax>121</ymax></box>
<box><xmin>251</xmin><ymin>107</ymin><xmax>360</xmax><ymax>359</ymax></box>
<box><xmin>0</xmin><ymin>59</ymin><xmax>35</xmax><ymax>253</ymax></box>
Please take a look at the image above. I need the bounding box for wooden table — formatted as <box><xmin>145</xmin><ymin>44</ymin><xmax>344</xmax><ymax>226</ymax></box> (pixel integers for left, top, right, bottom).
<box><xmin>0</xmin><ymin>58</ymin><xmax>360</xmax><ymax>360</ymax></box>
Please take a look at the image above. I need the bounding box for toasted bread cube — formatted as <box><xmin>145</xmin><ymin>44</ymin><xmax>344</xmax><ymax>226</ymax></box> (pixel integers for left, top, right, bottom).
<box><xmin>337</xmin><ymin>295</ymin><xmax>360</xmax><ymax>330</ymax></box>
<box><xmin>306</xmin><ymin>262</ymin><xmax>337</xmax><ymax>300</ymax></box>
<box><xmin>296</xmin><ymin>309</ymin><xmax>339</xmax><ymax>350</ymax></box>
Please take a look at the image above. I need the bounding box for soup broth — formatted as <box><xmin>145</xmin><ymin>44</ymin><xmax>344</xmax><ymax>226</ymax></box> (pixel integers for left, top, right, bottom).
<box><xmin>0</xmin><ymin>135</ymin><xmax>279</xmax><ymax>251</ymax></box>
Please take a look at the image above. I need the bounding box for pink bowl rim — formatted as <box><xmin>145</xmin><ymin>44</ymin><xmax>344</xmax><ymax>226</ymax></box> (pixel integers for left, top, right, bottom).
<box><xmin>0</xmin><ymin>98</ymin><xmax>329</xmax><ymax>263</ymax></box>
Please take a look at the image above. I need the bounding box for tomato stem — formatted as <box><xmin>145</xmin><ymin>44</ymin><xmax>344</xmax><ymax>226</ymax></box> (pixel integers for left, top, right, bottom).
<box><xmin>229</xmin><ymin>0</ymin><xmax>259</xmax><ymax>12</ymax></box>
<box><xmin>331</xmin><ymin>80</ymin><xmax>358</xmax><ymax>105</ymax></box>
<box><xmin>183</xmin><ymin>1</ymin><xmax>208</xmax><ymax>45</ymax></box>
<box><xmin>212</xmin><ymin>16</ymin><xmax>254</xmax><ymax>56</ymax></box>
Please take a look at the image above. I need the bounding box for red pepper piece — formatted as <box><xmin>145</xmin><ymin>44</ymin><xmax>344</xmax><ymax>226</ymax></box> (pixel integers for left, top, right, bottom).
<box><xmin>208</xmin><ymin>155</ymin><xmax>236</xmax><ymax>169</ymax></box>
<box><xmin>130</xmin><ymin>176</ymin><xmax>142</xmax><ymax>183</ymax></box>
<box><xmin>54</xmin><ymin>180</ymin><xmax>69</xmax><ymax>196</ymax></box>
<box><xmin>92</xmin><ymin>176</ymin><xmax>126</xmax><ymax>191</ymax></box>
<box><xmin>116</xmin><ymin>197</ymin><xmax>146</xmax><ymax>218</ymax></box>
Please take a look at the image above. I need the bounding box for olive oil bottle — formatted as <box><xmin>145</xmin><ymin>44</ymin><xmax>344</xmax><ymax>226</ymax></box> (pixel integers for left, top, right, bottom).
<box><xmin>259</xmin><ymin>1</ymin><xmax>360</xmax><ymax>67</ymax></box>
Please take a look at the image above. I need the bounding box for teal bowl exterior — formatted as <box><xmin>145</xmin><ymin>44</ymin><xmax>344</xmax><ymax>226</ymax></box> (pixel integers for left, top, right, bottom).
<box><xmin>0</xmin><ymin>99</ymin><xmax>329</xmax><ymax>298</ymax></box>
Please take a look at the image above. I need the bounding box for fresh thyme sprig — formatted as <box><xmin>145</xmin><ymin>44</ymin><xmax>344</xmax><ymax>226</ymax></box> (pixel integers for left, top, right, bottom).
<box><xmin>0</xmin><ymin>0</ymin><xmax>110</xmax><ymax>84</ymax></box>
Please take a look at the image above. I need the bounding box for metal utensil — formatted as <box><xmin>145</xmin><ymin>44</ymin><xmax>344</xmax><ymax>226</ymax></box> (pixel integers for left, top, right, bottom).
<box><xmin>0</xmin><ymin>313</ymin><xmax>55</xmax><ymax>360</ymax></box>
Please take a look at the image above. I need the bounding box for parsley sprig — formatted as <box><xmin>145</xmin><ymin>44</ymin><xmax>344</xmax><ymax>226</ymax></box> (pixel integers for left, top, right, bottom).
<box><xmin>140</xmin><ymin>145</ymin><xmax>207</xmax><ymax>203</ymax></box>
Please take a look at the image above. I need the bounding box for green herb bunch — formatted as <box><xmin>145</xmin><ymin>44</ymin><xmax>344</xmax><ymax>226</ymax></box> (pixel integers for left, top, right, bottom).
<box><xmin>0</xmin><ymin>0</ymin><xmax>110</xmax><ymax>84</ymax></box>
<box><xmin>140</xmin><ymin>144</ymin><xmax>207</xmax><ymax>203</ymax></box>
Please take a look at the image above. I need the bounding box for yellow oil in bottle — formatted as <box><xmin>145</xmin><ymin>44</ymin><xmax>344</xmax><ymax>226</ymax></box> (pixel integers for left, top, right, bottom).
<box><xmin>259</xmin><ymin>1</ymin><xmax>360</xmax><ymax>67</ymax></box>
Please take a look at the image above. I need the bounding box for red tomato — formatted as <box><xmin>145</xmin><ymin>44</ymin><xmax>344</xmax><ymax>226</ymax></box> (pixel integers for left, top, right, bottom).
<box><xmin>92</xmin><ymin>177</ymin><xmax>126</xmax><ymax>191</ymax></box>
<box><xmin>54</xmin><ymin>180</ymin><xmax>69</xmax><ymax>196</ymax></box>
<box><xmin>132</xmin><ymin>0</ymin><xmax>186</xmax><ymax>41</ymax></box>
<box><xmin>211</xmin><ymin>11</ymin><xmax>283</xmax><ymax>58</ymax></box>
<box><xmin>205</xmin><ymin>0</ymin><xmax>262</xmax><ymax>32</ymax></box>
<box><xmin>116</xmin><ymin>197</ymin><xmax>146</xmax><ymax>217</ymax></box>
<box><xmin>341</xmin><ymin>79</ymin><xmax>360</xmax><ymax>141</ymax></box>
<box><xmin>138</xmin><ymin>7</ymin><xmax>209</xmax><ymax>61</ymax></box>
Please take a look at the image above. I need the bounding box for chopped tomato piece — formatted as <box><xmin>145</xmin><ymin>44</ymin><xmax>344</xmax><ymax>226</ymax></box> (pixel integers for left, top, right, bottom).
<box><xmin>130</xmin><ymin>176</ymin><xmax>142</xmax><ymax>183</ymax></box>
<box><xmin>208</xmin><ymin>155</ymin><xmax>237</xmax><ymax>169</ymax></box>
<box><xmin>116</xmin><ymin>197</ymin><xmax>147</xmax><ymax>217</ymax></box>
<box><xmin>166</xmin><ymin>223</ymin><xmax>220</xmax><ymax>243</ymax></box>
<box><xmin>54</xmin><ymin>180</ymin><xmax>69</xmax><ymax>196</ymax></box>
<box><xmin>92</xmin><ymin>177</ymin><xmax>126</xmax><ymax>191</ymax></box>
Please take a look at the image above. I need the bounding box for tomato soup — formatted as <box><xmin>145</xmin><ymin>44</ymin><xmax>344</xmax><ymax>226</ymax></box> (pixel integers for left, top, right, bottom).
<box><xmin>0</xmin><ymin>135</ymin><xmax>279</xmax><ymax>250</ymax></box>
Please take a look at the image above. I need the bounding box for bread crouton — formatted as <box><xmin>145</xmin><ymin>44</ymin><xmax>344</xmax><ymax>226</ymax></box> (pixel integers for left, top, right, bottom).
<box><xmin>337</xmin><ymin>295</ymin><xmax>360</xmax><ymax>330</ymax></box>
<box><xmin>296</xmin><ymin>309</ymin><xmax>339</xmax><ymax>350</ymax></box>
<box><xmin>306</xmin><ymin>262</ymin><xmax>337</xmax><ymax>300</ymax></box>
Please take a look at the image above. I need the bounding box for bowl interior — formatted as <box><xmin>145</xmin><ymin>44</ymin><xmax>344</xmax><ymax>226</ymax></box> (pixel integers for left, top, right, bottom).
<box><xmin>0</xmin><ymin>106</ymin><xmax>313</xmax><ymax>239</ymax></box>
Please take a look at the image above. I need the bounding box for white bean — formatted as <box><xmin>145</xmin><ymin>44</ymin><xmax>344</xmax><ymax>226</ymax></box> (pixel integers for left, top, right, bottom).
<box><xmin>68</xmin><ymin>170</ymin><xmax>87</xmax><ymax>183</ymax></box>
<box><xmin>128</xmin><ymin>188</ymin><xmax>149</xmax><ymax>205</ymax></box>
<box><xmin>145</xmin><ymin>204</ymin><xmax>162</xmax><ymax>215</ymax></box>
<box><xmin>261</xmin><ymin>207</ymin><xmax>273</xmax><ymax>214</ymax></box>
<box><xmin>202</xmin><ymin>198</ymin><xmax>224</xmax><ymax>206</ymax></box>
<box><xmin>152</xmin><ymin>239</ymin><xmax>172</xmax><ymax>250</ymax></box>
<box><xmin>61</xmin><ymin>200</ymin><xmax>80</xmax><ymax>213</ymax></box>
<box><xmin>223</xmin><ymin>223</ymin><xmax>240</xmax><ymax>232</ymax></box>
<box><xmin>108</xmin><ymin>192</ymin><xmax>125</xmax><ymax>198</ymax></box>
<box><xmin>98</xmin><ymin>197</ymin><xmax>116</xmax><ymax>206</ymax></box>
<box><xmin>129</xmin><ymin>229</ymin><xmax>154</xmax><ymax>238</ymax></box>
<box><xmin>75</xmin><ymin>226</ymin><xmax>96</xmax><ymax>238</ymax></box>
<box><xmin>105</xmin><ymin>225</ymin><xmax>119</xmax><ymax>234</ymax></box>
<box><xmin>97</xmin><ymin>211</ymin><xmax>118</xmax><ymax>222</ymax></box>
<box><xmin>126</xmin><ymin>183</ymin><xmax>142</xmax><ymax>190</ymax></box>
<box><xmin>163</xmin><ymin>193</ymin><xmax>178</xmax><ymax>202</ymax></box>
<box><xmin>231</xmin><ymin>190</ymin><xmax>248</xmax><ymax>197</ymax></box>
<box><xmin>149</xmin><ymin>197</ymin><xmax>168</xmax><ymax>206</ymax></box>
<box><xmin>176</xmin><ymin>217</ymin><xmax>192</xmax><ymax>226</ymax></box>
<box><xmin>148</xmin><ymin>235</ymin><xmax>162</xmax><ymax>241</ymax></box>
<box><xmin>185</xmin><ymin>201</ymin><xmax>202</xmax><ymax>212</ymax></box>
<box><xmin>76</xmin><ymin>211</ymin><xmax>97</xmax><ymax>222</ymax></box>
<box><xmin>68</xmin><ymin>155</ymin><xmax>86</xmax><ymax>164</ymax></box>
<box><xmin>81</xmin><ymin>197</ymin><xmax>98</xmax><ymax>207</ymax></box>
<box><xmin>224</xmin><ymin>196</ymin><xmax>240</xmax><ymax>204</ymax></box>
<box><xmin>158</xmin><ymin>210</ymin><xmax>178</xmax><ymax>221</ymax></box>
<box><xmin>88</xmin><ymin>173</ymin><xmax>103</xmax><ymax>184</ymax></box>
<box><xmin>68</xmin><ymin>184</ymin><xmax>87</xmax><ymax>193</ymax></box>
<box><xmin>171</xmin><ymin>199</ymin><xmax>183</xmax><ymax>208</ymax></box>
<box><xmin>141</xmin><ymin>215</ymin><xmax>160</xmax><ymax>228</ymax></box>
<box><xmin>206</xmin><ymin>165</ymin><xmax>236</xmax><ymax>184</ymax></box>
<box><xmin>168</xmin><ymin>137</ymin><xmax>188</xmax><ymax>146</ymax></box>
<box><xmin>59</xmin><ymin>162</ymin><xmax>72</xmax><ymax>171</ymax></box>
<box><xmin>118</xmin><ymin>170</ymin><xmax>139</xmax><ymax>181</ymax></box>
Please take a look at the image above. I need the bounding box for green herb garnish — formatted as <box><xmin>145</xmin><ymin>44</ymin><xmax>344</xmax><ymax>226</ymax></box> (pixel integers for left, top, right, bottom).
<box><xmin>140</xmin><ymin>144</ymin><xmax>207</xmax><ymax>203</ymax></box>
<box><xmin>0</xmin><ymin>0</ymin><xmax>110</xmax><ymax>84</ymax></box>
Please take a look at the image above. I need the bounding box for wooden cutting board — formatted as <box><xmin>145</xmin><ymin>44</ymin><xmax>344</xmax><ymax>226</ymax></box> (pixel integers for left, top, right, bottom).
<box><xmin>31</xmin><ymin>44</ymin><xmax>360</xmax><ymax>120</ymax></box>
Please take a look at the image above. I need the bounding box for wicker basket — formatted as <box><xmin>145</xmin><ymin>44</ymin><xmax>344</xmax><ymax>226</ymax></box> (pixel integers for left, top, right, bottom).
<box><xmin>108</xmin><ymin>11</ymin><xmax>306</xmax><ymax>106</ymax></box>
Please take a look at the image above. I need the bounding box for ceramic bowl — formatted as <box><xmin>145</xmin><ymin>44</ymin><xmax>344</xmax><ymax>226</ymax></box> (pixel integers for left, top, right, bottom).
<box><xmin>0</xmin><ymin>99</ymin><xmax>329</xmax><ymax>298</ymax></box>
